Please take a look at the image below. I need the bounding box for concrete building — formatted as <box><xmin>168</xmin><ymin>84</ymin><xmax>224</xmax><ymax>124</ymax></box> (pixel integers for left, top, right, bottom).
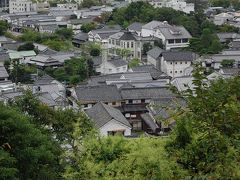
<box><xmin>141</xmin><ymin>21</ymin><xmax>192</xmax><ymax>50</ymax></box>
<box><xmin>9</xmin><ymin>0</ymin><xmax>36</xmax><ymax>14</ymax></box>
<box><xmin>150</xmin><ymin>0</ymin><xmax>194</xmax><ymax>14</ymax></box>
<box><xmin>57</xmin><ymin>3</ymin><xmax>78</xmax><ymax>10</ymax></box>
<box><xmin>0</xmin><ymin>0</ymin><xmax>9</xmax><ymax>12</ymax></box>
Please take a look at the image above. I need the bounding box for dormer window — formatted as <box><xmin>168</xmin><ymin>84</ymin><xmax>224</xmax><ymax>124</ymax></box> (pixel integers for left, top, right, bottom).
<box><xmin>169</xmin><ymin>28</ymin><xmax>181</xmax><ymax>35</ymax></box>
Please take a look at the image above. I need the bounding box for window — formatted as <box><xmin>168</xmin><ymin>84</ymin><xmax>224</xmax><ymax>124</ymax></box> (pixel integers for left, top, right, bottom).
<box><xmin>182</xmin><ymin>39</ymin><xmax>188</xmax><ymax>43</ymax></box>
<box><xmin>125</xmin><ymin>113</ymin><xmax>130</xmax><ymax>117</ymax></box>
<box><xmin>175</xmin><ymin>71</ymin><xmax>177</xmax><ymax>73</ymax></box>
<box><xmin>170</xmin><ymin>71</ymin><xmax>172</xmax><ymax>73</ymax></box>
<box><xmin>109</xmin><ymin>39</ymin><xmax>111</xmax><ymax>43</ymax></box>
<box><xmin>116</xmin><ymin>40</ymin><xmax>120</xmax><ymax>46</ymax></box>
<box><xmin>131</xmin><ymin>42</ymin><xmax>134</xmax><ymax>48</ymax></box>
<box><xmin>131</xmin><ymin>114</ymin><xmax>137</xmax><ymax>118</ymax></box>
<box><xmin>127</xmin><ymin>42</ymin><xmax>129</xmax><ymax>48</ymax></box>
<box><xmin>185</xmin><ymin>61</ymin><xmax>188</xmax><ymax>64</ymax></box>
<box><xmin>170</xmin><ymin>62</ymin><xmax>173</xmax><ymax>65</ymax></box>
<box><xmin>108</xmin><ymin>131</ymin><xmax>124</xmax><ymax>136</ymax></box>
<box><xmin>132</xmin><ymin>121</ymin><xmax>142</xmax><ymax>131</ymax></box>
<box><xmin>128</xmin><ymin>100</ymin><xmax>133</xmax><ymax>104</ymax></box>
<box><xmin>112</xmin><ymin>102</ymin><xmax>116</xmax><ymax>105</ymax></box>
<box><xmin>180</xmin><ymin>70</ymin><xmax>182</xmax><ymax>73</ymax></box>
<box><xmin>175</xmin><ymin>62</ymin><xmax>177</xmax><ymax>64</ymax></box>
<box><xmin>141</xmin><ymin>99</ymin><xmax>145</xmax><ymax>103</ymax></box>
<box><xmin>175</xmin><ymin>39</ymin><xmax>181</xmax><ymax>43</ymax></box>
<box><xmin>180</xmin><ymin>62</ymin><xmax>182</xmax><ymax>64</ymax></box>
<box><xmin>168</xmin><ymin>39</ymin><xmax>174</xmax><ymax>44</ymax></box>
<box><xmin>109</xmin><ymin>69</ymin><xmax>112</xmax><ymax>72</ymax></box>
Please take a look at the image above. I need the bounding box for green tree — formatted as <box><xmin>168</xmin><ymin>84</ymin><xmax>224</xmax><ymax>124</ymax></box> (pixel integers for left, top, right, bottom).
<box><xmin>166</xmin><ymin>63</ymin><xmax>240</xmax><ymax>178</ymax></box>
<box><xmin>187</xmin><ymin>28</ymin><xmax>223</xmax><ymax>55</ymax></box>
<box><xmin>53</xmin><ymin>67</ymin><xmax>68</xmax><ymax>82</ymax></box>
<box><xmin>0</xmin><ymin>103</ymin><xmax>64</xmax><ymax>179</ymax></box>
<box><xmin>0</xmin><ymin>20</ymin><xmax>8</xmax><ymax>35</ymax></box>
<box><xmin>55</xmin><ymin>28</ymin><xmax>73</xmax><ymax>40</ymax></box>
<box><xmin>9</xmin><ymin>60</ymin><xmax>36</xmax><ymax>83</ymax></box>
<box><xmin>221</xmin><ymin>59</ymin><xmax>236</xmax><ymax>68</ymax></box>
<box><xmin>90</xmin><ymin>47</ymin><xmax>100</xmax><ymax>56</ymax></box>
<box><xmin>64</xmin><ymin>134</ymin><xmax>187</xmax><ymax>179</ymax></box>
<box><xmin>17</xmin><ymin>41</ymin><xmax>35</xmax><ymax>51</ymax></box>
<box><xmin>80</xmin><ymin>22</ymin><xmax>97</xmax><ymax>33</ymax></box>
<box><xmin>154</xmin><ymin>40</ymin><xmax>164</xmax><ymax>49</ymax></box>
<box><xmin>129</xmin><ymin>58</ymin><xmax>140</xmax><ymax>67</ymax></box>
<box><xmin>70</xmin><ymin>14</ymin><xmax>77</xmax><ymax>19</ymax></box>
<box><xmin>143</xmin><ymin>42</ymin><xmax>153</xmax><ymax>55</ymax></box>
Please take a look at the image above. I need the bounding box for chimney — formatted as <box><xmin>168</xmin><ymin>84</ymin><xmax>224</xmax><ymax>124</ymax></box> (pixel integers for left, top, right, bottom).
<box><xmin>163</xmin><ymin>21</ymin><xmax>168</xmax><ymax>25</ymax></box>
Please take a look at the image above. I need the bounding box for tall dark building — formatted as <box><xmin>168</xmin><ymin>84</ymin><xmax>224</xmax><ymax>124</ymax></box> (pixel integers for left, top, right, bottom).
<box><xmin>0</xmin><ymin>0</ymin><xmax>9</xmax><ymax>12</ymax></box>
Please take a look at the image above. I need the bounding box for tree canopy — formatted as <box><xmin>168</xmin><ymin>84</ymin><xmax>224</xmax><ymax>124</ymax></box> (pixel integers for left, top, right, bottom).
<box><xmin>0</xmin><ymin>103</ymin><xmax>64</xmax><ymax>179</ymax></box>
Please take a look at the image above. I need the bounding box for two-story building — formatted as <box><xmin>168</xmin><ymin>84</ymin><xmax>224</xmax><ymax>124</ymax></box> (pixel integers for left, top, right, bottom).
<box><xmin>161</xmin><ymin>51</ymin><xmax>194</xmax><ymax>78</ymax></box>
<box><xmin>108</xmin><ymin>31</ymin><xmax>158</xmax><ymax>60</ymax></box>
<box><xmin>141</xmin><ymin>20</ymin><xmax>192</xmax><ymax>50</ymax></box>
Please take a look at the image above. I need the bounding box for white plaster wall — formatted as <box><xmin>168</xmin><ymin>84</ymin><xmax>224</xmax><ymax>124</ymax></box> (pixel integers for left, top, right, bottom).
<box><xmin>99</xmin><ymin>119</ymin><xmax>132</xmax><ymax>137</ymax></box>
<box><xmin>147</xmin><ymin>55</ymin><xmax>157</xmax><ymax>67</ymax></box>
<box><xmin>163</xmin><ymin>60</ymin><xmax>191</xmax><ymax>77</ymax></box>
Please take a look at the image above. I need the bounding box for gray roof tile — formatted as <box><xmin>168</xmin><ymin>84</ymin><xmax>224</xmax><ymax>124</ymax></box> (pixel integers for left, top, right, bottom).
<box><xmin>120</xmin><ymin>87</ymin><xmax>174</xmax><ymax>100</ymax></box>
<box><xmin>0</xmin><ymin>66</ymin><xmax>9</xmax><ymax>78</ymax></box>
<box><xmin>127</xmin><ymin>22</ymin><xmax>145</xmax><ymax>32</ymax></box>
<box><xmin>86</xmin><ymin>102</ymin><xmax>131</xmax><ymax>128</ymax></box>
<box><xmin>75</xmin><ymin>85</ymin><xmax>122</xmax><ymax>102</ymax></box>
<box><xmin>147</xmin><ymin>47</ymin><xmax>164</xmax><ymax>59</ymax></box>
<box><xmin>162</xmin><ymin>51</ymin><xmax>193</xmax><ymax>61</ymax></box>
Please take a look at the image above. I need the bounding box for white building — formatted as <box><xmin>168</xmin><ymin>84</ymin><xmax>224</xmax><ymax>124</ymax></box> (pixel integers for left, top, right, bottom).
<box><xmin>57</xmin><ymin>3</ymin><xmax>78</xmax><ymax>10</ymax></box>
<box><xmin>98</xmin><ymin>42</ymin><xmax>128</xmax><ymax>75</ymax></box>
<box><xmin>86</xmin><ymin>102</ymin><xmax>132</xmax><ymax>137</ymax></box>
<box><xmin>213</xmin><ymin>13</ymin><xmax>233</xmax><ymax>25</ymax></box>
<box><xmin>141</xmin><ymin>21</ymin><xmax>192</xmax><ymax>50</ymax></box>
<box><xmin>150</xmin><ymin>0</ymin><xmax>194</xmax><ymax>14</ymax></box>
<box><xmin>9</xmin><ymin>0</ymin><xmax>36</xmax><ymax>14</ymax></box>
<box><xmin>161</xmin><ymin>51</ymin><xmax>193</xmax><ymax>78</ymax></box>
<box><xmin>108</xmin><ymin>31</ymin><xmax>158</xmax><ymax>60</ymax></box>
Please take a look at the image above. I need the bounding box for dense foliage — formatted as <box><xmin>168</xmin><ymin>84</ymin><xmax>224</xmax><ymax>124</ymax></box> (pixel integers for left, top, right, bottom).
<box><xmin>4</xmin><ymin>59</ymin><xmax>37</xmax><ymax>83</ymax></box>
<box><xmin>17</xmin><ymin>41</ymin><xmax>35</xmax><ymax>51</ymax></box>
<box><xmin>0</xmin><ymin>103</ymin><xmax>64</xmax><ymax>179</ymax></box>
<box><xmin>80</xmin><ymin>22</ymin><xmax>97</xmax><ymax>33</ymax></box>
<box><xmin>186</xmin><ymin>28</ymin><xmax>223</xmax><ymax>55</ymax></box>
<box><xmin>18</xmin><ymin>29</ymin><xmax>74</xmax><ymax>51</ymax></box>
<box><xmin>45</xmin><ymin>57</ymin><xmax>95</xmax><ymax>85</ymax></box>
<box><xmin>166</xmin><ymin>64</ymin><xmax>240</xmax><ymax>178</ymax></box>
<box><xmin>0</xmin><ymin>20</ymin><xmax>8</xmax><ymax>35</ymax></box>
<box><xmin>64</xmin><ymin>135</ymin><xmax>187</xmax><ymax>179</ymax></box>
<box><xmin>210</xmin><ymin>0</ymin><xmax>240</xmax><ymax>10</ymax></box>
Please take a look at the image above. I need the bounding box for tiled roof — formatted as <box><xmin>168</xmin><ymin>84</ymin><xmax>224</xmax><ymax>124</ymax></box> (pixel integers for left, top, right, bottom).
<box><xmin>130</xmin><ymin>64</ymin><xmax>169</xmax><ymax>79</ymax></box>
<box><xmin>147</xmin><ymin>47</ymin><xmax>164</xmax><ymax>59</ymax></box>
<box><xmin>74</xmin><ymin>85</ymin><xmax>122</xmax><ymax>102</ymax></box>
<box><xmin>86</xmin><ymin>102</ymin><xmax>131</xmax><ymax>129</ymax></box>
<box><xmin>127</xmin><ymin>22</ymin><xmax>145</xmax><ymax>32</ymax></box>
<box><xmin>0</xmin><ymin>66</ymin><xmax>9</xmax><ymax>78</ymax></box>
<box><xmin>159</xmin><ymin>26</ymin><xmax>192</xmax><ymax>40</ymax></box>
<box><xmin>73</xmin><ymin>32</ymin><xmax>88</xmax><ymax>41</ymax></box>
<box><xmin>162</xmin><ymin>51</ymin><xmax>193</xmax><ymax>61</ymax></box>
<box><xmin>108</xmin><ymin>58</ymin><xmax>128</xmax><ymax>67</ymax></box>
<box><xmin>120</xmin><ymin>87</ymin><xmax>174</xmax><ymax>100</ymax></box>
<box><xmin>140</xmin><ymin>113</ymin><xmax>159</xmax><ymax>132</ymax></box>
